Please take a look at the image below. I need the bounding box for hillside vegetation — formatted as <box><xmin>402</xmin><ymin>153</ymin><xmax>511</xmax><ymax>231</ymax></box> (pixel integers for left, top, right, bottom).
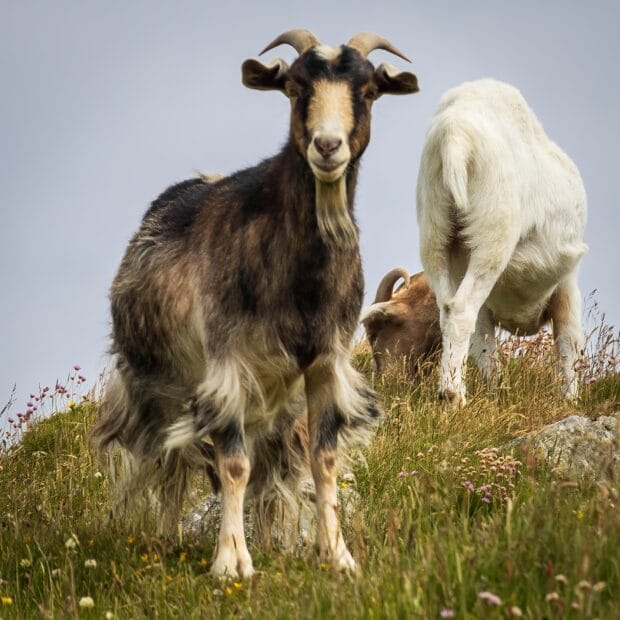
<box><xmin>0</xmin><ymin>331</ymin><xmax>618</xmax><ymax>619</ymax></box>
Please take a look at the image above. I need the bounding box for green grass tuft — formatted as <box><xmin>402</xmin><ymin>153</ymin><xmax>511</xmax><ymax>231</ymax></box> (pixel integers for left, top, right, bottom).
<box><xmin>0</xmin><ymin>349</ymin><xmax>618</xmax><ymax>618</ymax></box>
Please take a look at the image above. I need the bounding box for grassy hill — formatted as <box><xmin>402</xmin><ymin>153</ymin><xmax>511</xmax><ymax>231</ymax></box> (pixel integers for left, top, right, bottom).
<box><xmin>0</xmin><ymin>340</ymin><xmax>618</xmax><ymax>619</ymax></box>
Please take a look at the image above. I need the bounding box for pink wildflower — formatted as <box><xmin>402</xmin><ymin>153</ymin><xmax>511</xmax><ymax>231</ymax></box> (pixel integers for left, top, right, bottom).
<box><xmin>478</xmin><ymin>591</ymin><xmax>502</xmax><ymax>606</ymax></box>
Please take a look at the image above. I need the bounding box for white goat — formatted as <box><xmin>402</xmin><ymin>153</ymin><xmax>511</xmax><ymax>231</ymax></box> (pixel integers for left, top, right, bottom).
<box><xmin>416</xmin><ymin>79</ymin><xmax>588</xmax><ymax>404</ymax></box>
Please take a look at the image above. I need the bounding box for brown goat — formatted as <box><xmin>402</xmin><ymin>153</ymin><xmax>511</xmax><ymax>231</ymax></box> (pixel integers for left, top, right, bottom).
<box><xmin>91</xmin><ymin>29</ymin><xmax>419</xmax><ymax>577</ymax></box>
<box><xmin>361</xmin><ymin>268</ymin><xmax>441</xmax><ymax>374</ymax></box>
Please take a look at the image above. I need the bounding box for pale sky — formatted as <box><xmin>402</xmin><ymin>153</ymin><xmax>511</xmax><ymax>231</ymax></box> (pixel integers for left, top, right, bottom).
<box><xmin>2</xmin><ymin>1</ymin><xmax>619</xmax><ymax>407</ymax></box>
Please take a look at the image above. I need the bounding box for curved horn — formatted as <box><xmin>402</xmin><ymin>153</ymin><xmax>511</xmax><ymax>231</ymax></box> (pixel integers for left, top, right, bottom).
<box><xmin>347</xmin><ymin>32</ymin><xmax>411</xmax><ymax>63</ymax></box>
<box><xmin>259</xmin><ymin>29</ymin><xmax>320</xmax><ymax>56</ymax></box>
<box><xmin>373</xmin><ymin>267</ymin><xmax>411</xmax><ymax>303</ymax></box>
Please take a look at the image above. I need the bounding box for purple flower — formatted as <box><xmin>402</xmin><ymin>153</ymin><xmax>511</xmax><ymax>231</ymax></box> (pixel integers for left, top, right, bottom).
<box><xmin>410</xmin><ymin>470</ymin><xmax>419</xmax><ymax>476</ymax></box>
<box><xmin>7</xmin><ymin>417</ymin><xmax>14</xmax><ymax>424</ymax></box>
<box><xmin>463</xmin><ymin>480</ymin><xmax>475</xmax><ymax>492</ymax></box>
<box><xmin>398</xmin><ymin>471</ymin><xmax>406</xmax><ymax>478</ymax></box>
<box><xmin>478</xmin><ymin>591</ymin><xmax>502</xmax><ymax>606</ymax></box>
<box><xmin>482</xmin><ymin>496</ymin><xmax>491</xmax><ymax>504</ymax></box>
<box><xmin>73</xmin><ymin>365</ymin><xmax>81</xmax><ymax>371</ymax></box>
<box><xmin>440</xmin><ymin>609</ymin><xmax>455</xmax><ymax>618</ymax></box>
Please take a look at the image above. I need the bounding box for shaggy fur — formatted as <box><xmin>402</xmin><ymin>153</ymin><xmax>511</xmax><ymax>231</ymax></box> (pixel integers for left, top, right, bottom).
<box><xmin>416</xmin><ymin>79</ymin><xmax>588</xmax><ymax>404</ymax></box>
<box><xmin>92</xmin><ymin>31</ymin><xmax>418</xmax><ymax>577</ymax></box>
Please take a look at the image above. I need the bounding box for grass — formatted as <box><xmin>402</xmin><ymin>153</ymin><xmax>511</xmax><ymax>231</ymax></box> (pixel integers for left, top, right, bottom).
<box><xmin>0</xmin><ymin>332</ymin><xmax>618</xmax><ymax>619</ymax></box>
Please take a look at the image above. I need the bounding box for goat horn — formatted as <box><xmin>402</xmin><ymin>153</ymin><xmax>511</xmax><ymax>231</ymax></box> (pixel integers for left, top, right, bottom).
<box><xmin>373</xmin><ymin>267</ymin><xmax>410</xmax><ymax>303</ymax></box>
<box><xmin>347</xmin><ymin>32</ymin><xmax>411</xmax><ymax>63</ymax></box>
<box><xmin>259</xmin><ymin>29</ymin><xmax>320</xmax><ymax>56</ymax></box>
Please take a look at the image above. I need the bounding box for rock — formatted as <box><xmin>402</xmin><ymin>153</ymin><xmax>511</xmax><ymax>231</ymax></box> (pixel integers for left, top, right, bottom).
<box><xmin>510</xmin><ymin>415</ymin><xmax>619</xmax><ymax>481</ymax></box>
<box><xmin>181</xmin><ymin>472</ymin><xmax>360</xmax><ymax>550</ymax></box>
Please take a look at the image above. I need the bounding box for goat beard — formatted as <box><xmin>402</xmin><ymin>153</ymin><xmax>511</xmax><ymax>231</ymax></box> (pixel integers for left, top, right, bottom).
<box><xmin>315</xmin><ymin>176</ymin><xmax>358</xmax><ymax>249</ymax></box>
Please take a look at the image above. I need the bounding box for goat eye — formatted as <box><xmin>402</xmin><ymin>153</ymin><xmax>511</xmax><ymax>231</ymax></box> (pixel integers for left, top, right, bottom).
<box><xmin>363</xmin><ymin>87</ymin><xmax>379</xmax><ymax>101</ymax></box>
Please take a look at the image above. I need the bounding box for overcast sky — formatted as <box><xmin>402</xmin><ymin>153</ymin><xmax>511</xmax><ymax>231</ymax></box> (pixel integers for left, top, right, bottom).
<box><xmin>1</xmin><ymin>1</ymin><xmax>619</xmax><ymax>407</ymax></box>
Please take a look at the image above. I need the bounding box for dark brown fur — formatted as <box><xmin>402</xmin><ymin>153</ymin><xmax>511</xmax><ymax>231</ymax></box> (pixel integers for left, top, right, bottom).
<box><xmin>91</xmin><ymin>34</ymin><xmax>419</xmax><ymax>573</ymax></box>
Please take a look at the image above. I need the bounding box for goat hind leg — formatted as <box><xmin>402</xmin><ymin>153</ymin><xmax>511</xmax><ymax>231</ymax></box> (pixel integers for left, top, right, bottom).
<box><xmin>470</xmin><ymin>306</ymin><xmax>498</xmax><ymax>388</ymax></box>
<box><xmin>439</xmin><ymin>246</ymin><xmax>514</xmax><ymax>405</ymax></box>
<box><xmin>548</xmin><ymin>276</ymin><xmax>583</xmax><ymax>399</ymax></box>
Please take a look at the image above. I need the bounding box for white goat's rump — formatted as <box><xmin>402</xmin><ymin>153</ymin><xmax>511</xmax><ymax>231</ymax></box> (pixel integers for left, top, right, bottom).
<box><xmin>417</xmin><ymin>79</ymin><xmax>587</xmax><ymax>403</ymax></box>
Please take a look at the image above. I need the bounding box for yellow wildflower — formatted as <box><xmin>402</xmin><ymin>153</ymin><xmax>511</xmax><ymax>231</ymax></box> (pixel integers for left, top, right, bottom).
<box><xmin>1</xmin><ymin>596</ymin><xmax>13</xmax><ymax>605</ymax></box>
<box><xmin>233</xmin><ymin>582</ymin><xmax>243</xmax><ymax>589</ymax></box>
<box><xmin>179</xmin><ymin>551</ymin><xmax>187</xmax><ymax>562</ymax></box>
<box><xmin>225</xmin><ymin>587</ymin><xmax>233</xmax><ymax>595</ymax></box>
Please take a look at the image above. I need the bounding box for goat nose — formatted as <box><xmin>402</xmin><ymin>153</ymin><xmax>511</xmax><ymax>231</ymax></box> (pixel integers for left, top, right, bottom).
<box><xmin>314</xmin><ymin>137</ymin><xmax>342</xmax><ymax>159</ymax></box>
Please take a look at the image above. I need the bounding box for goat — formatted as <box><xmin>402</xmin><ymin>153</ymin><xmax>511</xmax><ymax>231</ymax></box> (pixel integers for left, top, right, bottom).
<box><xmin>91</xmin><ymin>29</ymin><xmax>419</xmax><ymax>577</ymax></box>
<box><xmin>361</xmin><ymin>268</ymin><xmax>440</xmax><ymax>374</ymax></box>
<box><xmin>416</xmin><ymin>79</ymin><xmax>588</xmax><ymax>405</ymax></box>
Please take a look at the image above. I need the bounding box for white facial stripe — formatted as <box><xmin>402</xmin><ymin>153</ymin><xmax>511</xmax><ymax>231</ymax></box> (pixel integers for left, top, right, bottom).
<box><xmin>307</xmin><ymin>80</ymin><xmax>354</xmax><ymax>137</ymax></box>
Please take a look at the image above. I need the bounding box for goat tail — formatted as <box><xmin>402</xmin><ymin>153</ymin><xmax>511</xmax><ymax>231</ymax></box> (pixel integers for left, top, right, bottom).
<box><xmin>440</xmin><ymin>121</ymin><xmax>471</xmax><ymax>211</ymax></box>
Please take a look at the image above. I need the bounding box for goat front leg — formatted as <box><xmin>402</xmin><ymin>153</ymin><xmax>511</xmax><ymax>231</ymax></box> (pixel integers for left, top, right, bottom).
<box><xmin>210</xmin><ymin>423</ymin><xmax>254</xmax><ymax>579</ymax></box>
<box><xmin>547</xmin><ymin>276</ymin><xmax>583</xmax><ymax>399</ymax></box>
<box><xmin>305</xmin><ymin>363</ymin><xmax>356</xmax><ymax>573</ymax></box>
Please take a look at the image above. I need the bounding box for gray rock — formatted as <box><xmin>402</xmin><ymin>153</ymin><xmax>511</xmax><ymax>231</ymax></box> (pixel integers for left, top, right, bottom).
<box><xmin>510</xmin><ymin>415</ymin><xmax>619</xmax><ymax>481</ymax></box>
<box><xmin>181</xmin><ymin>472</ymin><xmax>360</xmax><ymax>551</ymax></box>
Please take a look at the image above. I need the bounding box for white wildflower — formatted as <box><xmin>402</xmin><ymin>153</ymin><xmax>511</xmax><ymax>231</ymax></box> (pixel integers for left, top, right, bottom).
<box><xmin>78</xmin><ymin>596</ymin><xmax>94</xmax><ymax>609</ymax></box>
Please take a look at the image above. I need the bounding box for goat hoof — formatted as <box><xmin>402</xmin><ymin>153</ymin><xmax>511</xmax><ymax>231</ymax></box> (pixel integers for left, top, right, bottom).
<box><xmin>210</xmin><ymin>550</ymin><xmax>255</xmax><ymax>579</ymax></box>
<box><xmin>439</xmin><ymin>389</ymin><xmax>466</xmax><ymax>407</ymax></box>
<box><xmin>334</xmin><ymin>549</ymin><xmax>358</xmax><ymax>574</ymax></box>
<box><xmin>320</xmin><ymin>546</ymin><xmax>358</xmax><ymax>574</ymax></box>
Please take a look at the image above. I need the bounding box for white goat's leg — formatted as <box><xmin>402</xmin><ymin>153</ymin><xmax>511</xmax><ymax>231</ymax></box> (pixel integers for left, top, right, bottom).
<box><xmin>470</xmin><ymin>306</ymin><xmax>497</xmax><ymax>386</ymax></box>
<box><xmin>547</xmin><ymin>276</ymin><xmax>583</xmax><ymax>399</ymax></box>
<box><xmin>304</xmin><ymin>361</ymin><xmax>357</xmax><ymax>573</ymax></box>
<box><xmin>439</xmin><ymin>247</ymin><xmax>514</xmax><ymax>405</ymax></box>
<box><xmin>210</xmin><ymin>425</ymin><xmax>254</xmax><ymax>579</ymax></box>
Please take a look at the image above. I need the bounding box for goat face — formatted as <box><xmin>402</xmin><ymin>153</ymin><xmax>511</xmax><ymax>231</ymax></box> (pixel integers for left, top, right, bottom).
<box><xmin>242</xmin><ymin>30</ymin><xmax>419</xmax><ymax>184</ymax></box>
<box><xmin>361</xmin><ymin>269</ymin><xmax>441</xmax><ymax>375</ymax></box>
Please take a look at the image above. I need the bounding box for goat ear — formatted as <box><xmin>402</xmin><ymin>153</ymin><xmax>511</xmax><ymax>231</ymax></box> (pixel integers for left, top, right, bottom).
<box><xmin>360</xmin><ymin>302</ymin><xmax>407</xmax><ymax>327</ymax></box>
<box><xmin>374</xmin><ymin>63</ymin><xmax>419</xmax><ymax>96</ymax></box>
<box><xmin>242</xmin><ymin>58</ymin><xmax>289</xmax><ymax>92</ymax></box>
